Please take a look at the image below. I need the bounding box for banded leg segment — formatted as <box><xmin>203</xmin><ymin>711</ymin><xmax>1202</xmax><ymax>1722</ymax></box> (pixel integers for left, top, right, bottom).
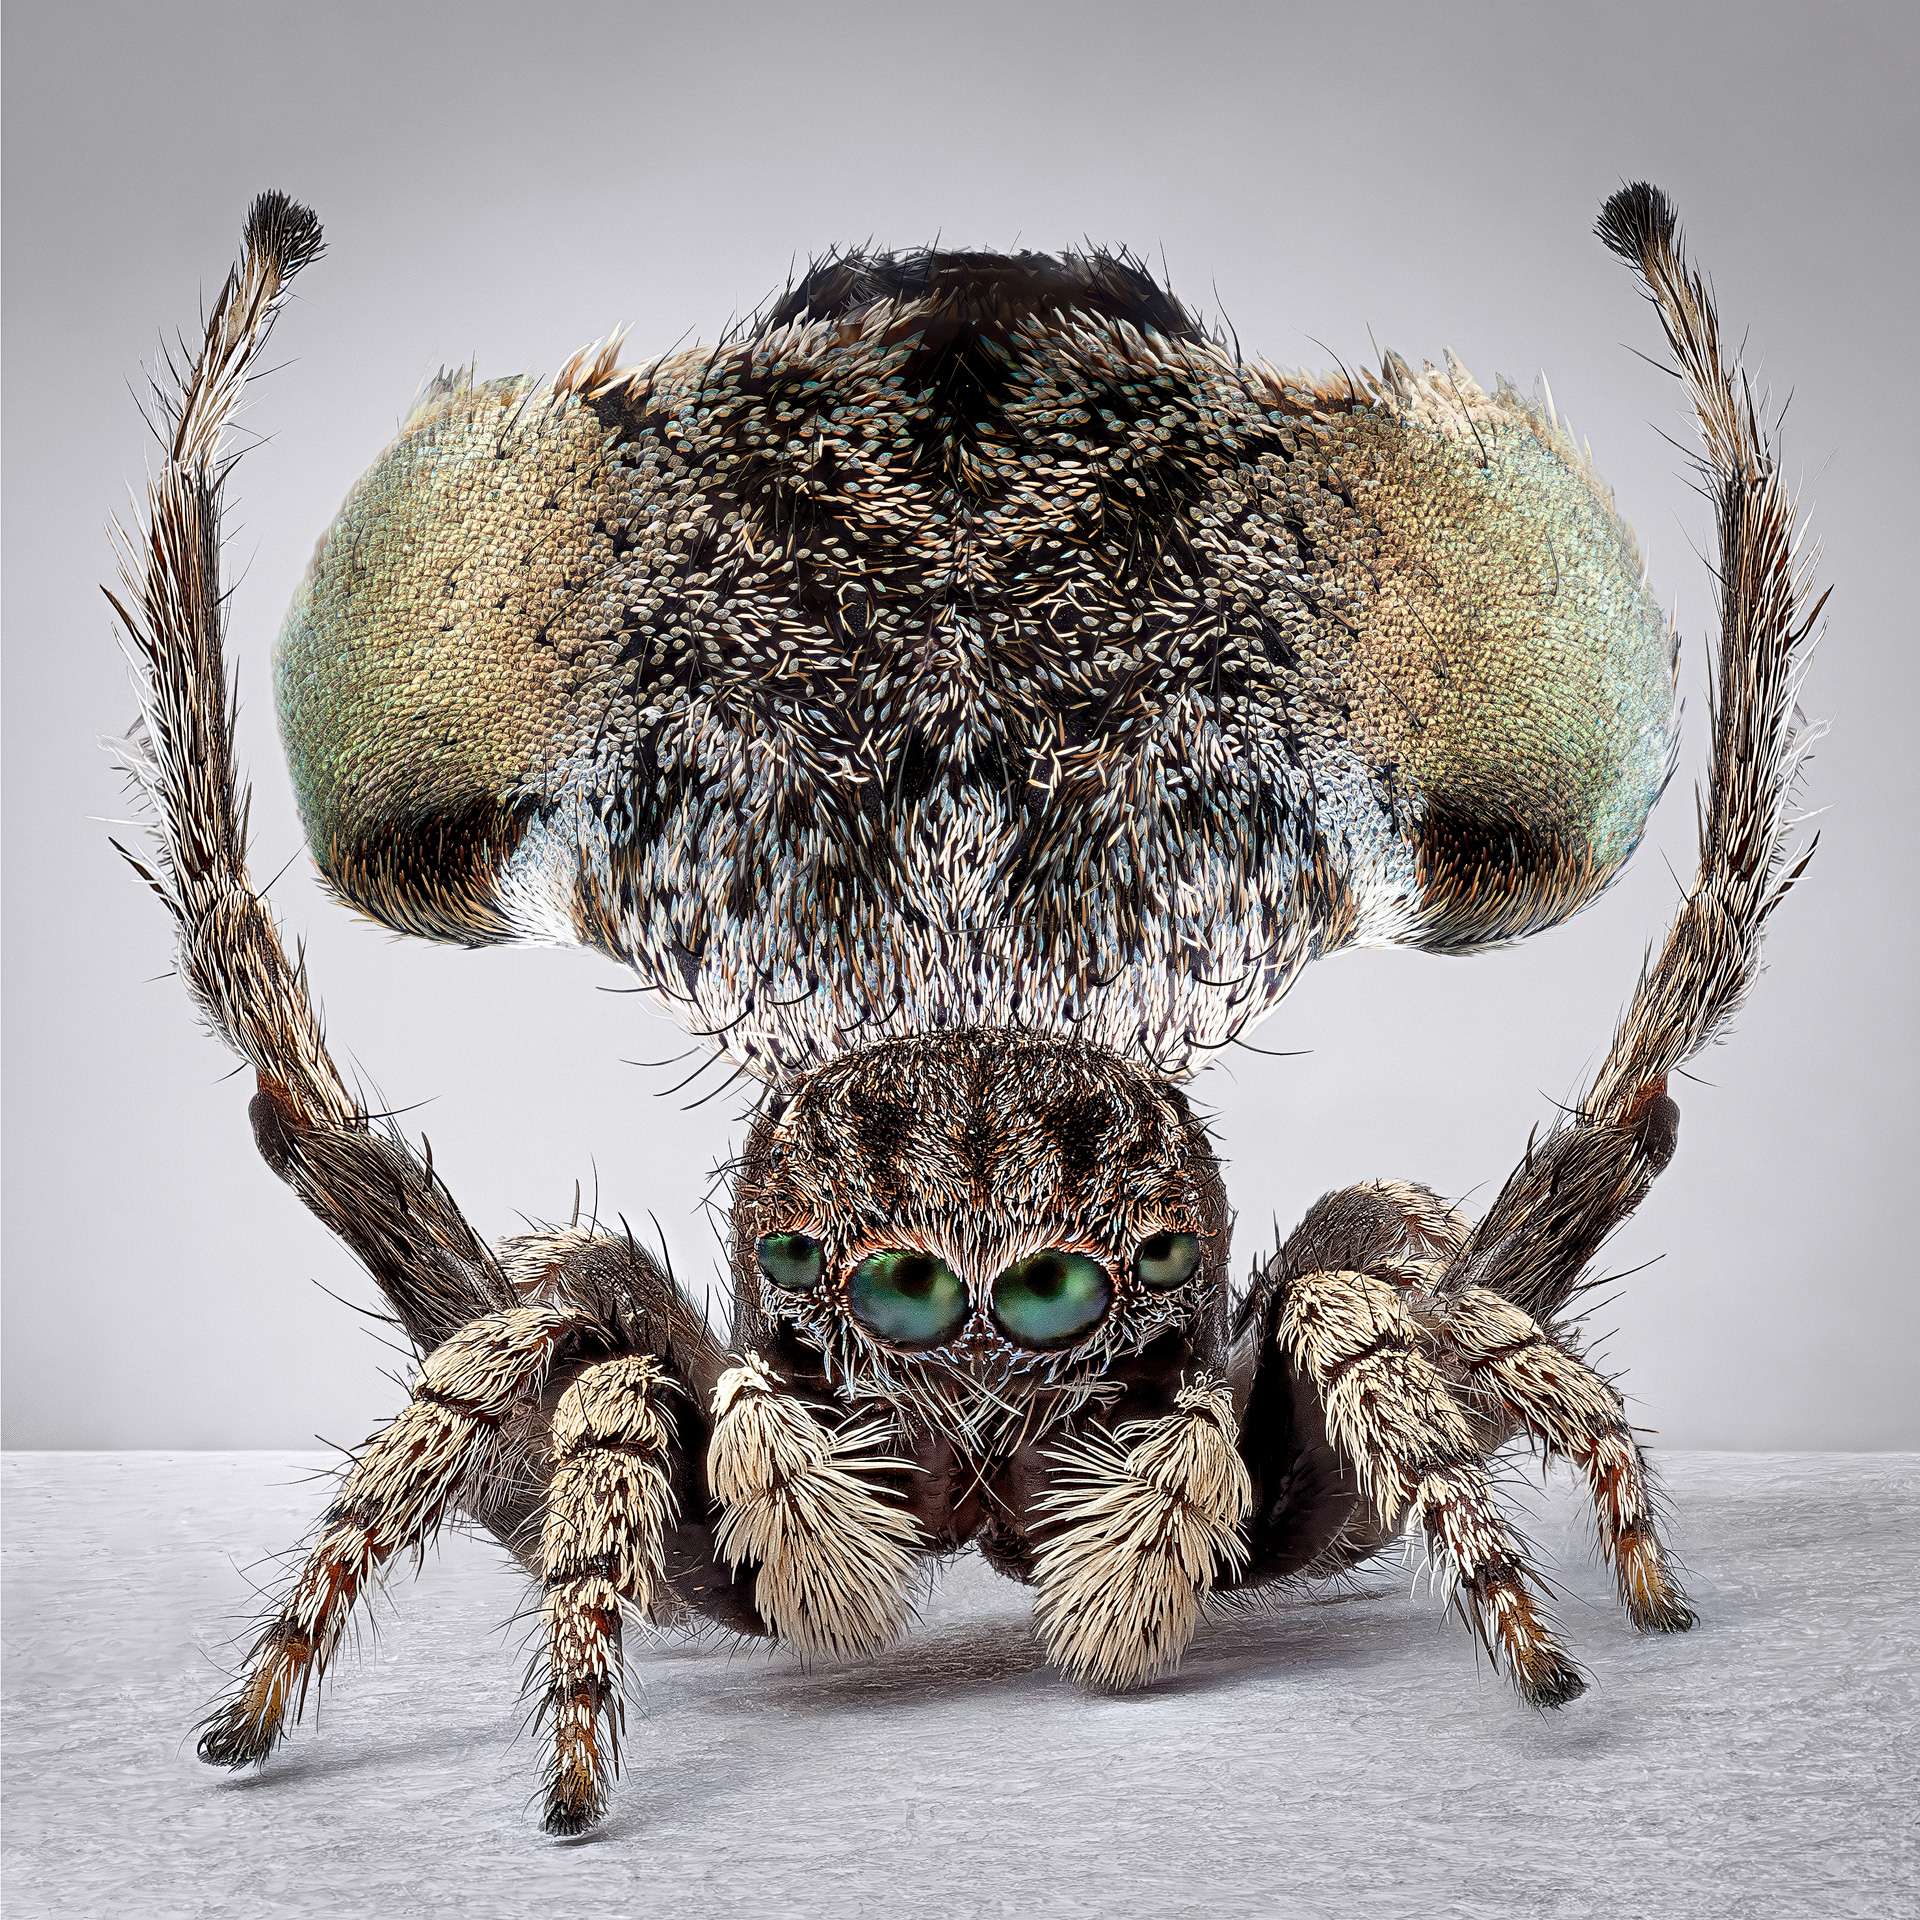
<box><xmin>1033</xmin><ymin>1381</ymin><xmax>1252</xmax><ymax>1690</ymax></box>
<box><xmin>109</xmin><ymin>195</ymin><xmax>509</xmax><ymax>1357</ymax></box>
<box><xmin>706</xmin><ymin>1355</ymin><xmax>921</xmax><ymax>1660</ymax></box>
<box><xmin>539</xmin><ymin>1357</ymin><xmax>677</xmax><ymax>1836</ymax></box>
<box><xmin>198</xmin><ymin>1304</ymin><xmax>573</xmax><ymax>1766</ymax></box>
<box><xmin>1443</xmin><ymin>1287</ymin><xmax>1695</xmax><ymax>1632</ymax></box>
<box><xmin>1279</xmin><ymin>1268</ymin><xmax>1584</xmax><ymax>1706</ymax></box>
<box><xmin>1446</xmin><ymin>189</ymin><xmax>1824</xmax><ymax>1327</ymax></box>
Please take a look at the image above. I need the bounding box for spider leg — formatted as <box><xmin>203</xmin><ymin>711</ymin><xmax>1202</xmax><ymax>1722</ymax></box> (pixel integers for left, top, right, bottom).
<box><xmin>1434</xmin><ymin>1287</ymin><xmax>1695</xmax><ymax>1633</ymax></box>
<box><xmin>198</xmin><ymin>1304</ymin><xmax>575</xmax><ymax>1767</ymax></box>
<box><xmin>107</xmin><ymin>195</ymin><xmax>508</xmax><ymax>1356</ymax></box>
<box><xmin>704</xmin><ymin>1354</ymin><xmax>923</xmax><ymax>1660</ymax></box>
<box><xmin>1252</xmin><ymin>1179</ymin><xmax>1690</xmax><ymax>1629</ymax></box>
<box><xmin>536</xmin><ymin>1356</ymin><xmax>677</xmax><ymax>1836</ymax></box>
<box><xmin>1029</xmin><ymin>1380</ymin><xmax>1251</xmax><ymax>1689</ymax></box>
<box><xmin>1447</xmin><ymin>187</ymin><xmax>1825</xmax><ymax>1325</ymax></box>
<box><xmin>1278</xmin><ymin>1266</ymin><xmax>1585</xmax><ymax>1706</ymax></box>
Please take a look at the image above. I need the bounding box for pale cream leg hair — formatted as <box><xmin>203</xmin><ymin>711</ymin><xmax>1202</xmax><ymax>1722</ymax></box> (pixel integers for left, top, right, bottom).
<box><xmin>1440</xmin><ymin>1287</ymin><xmax>1695</xmax><ymax>1633</ymax></box>
<box><xmin>537</xmin><ymin>1357</ymin><xmax>677</xmax><ymax>1836</ymax></box>
<box><xmin>706</xmin><ymin>1355</ymin><xmax>923</xmax><ymax>1660</ymax></box>
<box><xmin>199</xmin><ymin>1304</ymin><xmax>575</xmax><ymax>1766</ymax></box>
<box><xmin>1032</xmin><ymin>1380</ymin><xmax>1251</xmax><ymax>1690</ymax></box>
<box><xmin>1279</xmin><ymin>1269</ymin><xmax>1585</xmax><ymax>1706</ymax></box>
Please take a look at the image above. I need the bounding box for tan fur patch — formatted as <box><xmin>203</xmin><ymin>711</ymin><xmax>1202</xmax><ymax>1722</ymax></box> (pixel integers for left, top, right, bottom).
<box><xmin>707</xmin><ymin>1354</ymin><xmax>922</xmax><ymax>1659</ymax></box>
<box><xmin>1369</xmin><ymin>1179</ymin><xmax>1473</xmax><ymax>1259</ymax></box>
<box><xmin>1032</xmin><ymin>1380</ymin><xmax>1251</xmax><ymax>1690</ymax></box>
<box><xmin>538</xmin><ymin>1356</ymin><xmax>678</xmax><ymax>1833</ymax></box>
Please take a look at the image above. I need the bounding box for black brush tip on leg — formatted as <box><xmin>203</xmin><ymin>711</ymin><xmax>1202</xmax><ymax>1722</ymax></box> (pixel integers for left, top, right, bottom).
<box><xmin>542</xmin><ymin>1798</ymin><xmax>604</xmax><ymax>1838</ymax></box>
<box><xmin>195</xmin><ymin>1704</ymin><xmax>275</xmax><ymax>1769</ymax></box>
<box><xmin>1632</xmin><ymin>1594</ymin><xmax>1700</xmax><ymax>1635</ymax></box>
<box><xmin>243</xmin><ymin>190</ymin><xmax>324</xmax><ymax>278</ymax></box>
<box><xmin>1520</xmin><ymin>1660</ymin><xmax>1589</xmax><ymax>1710</ymax></box>
<box><xmin>1596</xmin><ymin>182</ymin><xmax>1679</xmax><ymax>267</ymax></box>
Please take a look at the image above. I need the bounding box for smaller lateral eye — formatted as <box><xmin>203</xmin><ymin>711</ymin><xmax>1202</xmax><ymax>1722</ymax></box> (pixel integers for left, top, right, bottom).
<box><xmin>1134</xmin><ymin>1232</ymin><xmax>1201</xmax><ymax>1290</ymax></box>
<box><xmin>757</xmin><ymin>1232</ymin><xmax>824</xmax><ymax>1292</ymax></box>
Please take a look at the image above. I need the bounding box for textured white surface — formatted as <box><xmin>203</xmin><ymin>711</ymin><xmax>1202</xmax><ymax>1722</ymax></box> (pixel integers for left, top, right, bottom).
<box><xmin>3</xmin><ymin>1452</ymin><xmax>1914</xmax><ymax>1919</ymax></box>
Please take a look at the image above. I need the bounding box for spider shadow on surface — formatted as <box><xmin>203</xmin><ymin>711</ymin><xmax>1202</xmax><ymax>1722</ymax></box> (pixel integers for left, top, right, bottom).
<box><xmin>692</xmin><ymin>1563</ymin><xmax>1414</xmax><ymax>1716</ymax></box>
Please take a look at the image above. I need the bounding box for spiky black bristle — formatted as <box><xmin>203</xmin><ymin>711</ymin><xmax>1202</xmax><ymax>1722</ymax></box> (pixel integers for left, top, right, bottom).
<box><xmin>1596</xmin><ymin>181</ymin><xmax>1678</xmax><ymax>268</ymax></box>
<box><xmin>243</xmin><ymin>189</ymin><xmax>324</xmax><ymax>279</ymax></box>
<box><xmin>754</xmin><ymin>245</ymin><xmax>1206</xmax><ymax>344</ymax></box>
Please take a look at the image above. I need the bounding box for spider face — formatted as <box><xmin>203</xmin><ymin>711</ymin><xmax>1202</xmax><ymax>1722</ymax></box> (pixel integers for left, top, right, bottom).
<box><xmin>731</xmin><ymin>1029</ymin><xmax>1226</xmax><ymax>1389</ymax></box>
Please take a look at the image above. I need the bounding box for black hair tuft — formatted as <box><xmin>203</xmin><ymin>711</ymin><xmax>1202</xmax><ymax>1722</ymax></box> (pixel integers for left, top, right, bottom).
<box><xmin>752</xmin><ymin>246</ymin><xmax>1207</xmax><ymax>344</ymax></box>
<box><xmin>244</xmin><ymin>190</ymin><xmax>325</xmax><ymax>279</ymax></box>
<box><xmin>1596</xmin><ymin>182</ymin><xmax>1678</xmax><ymax>268</ymax></box>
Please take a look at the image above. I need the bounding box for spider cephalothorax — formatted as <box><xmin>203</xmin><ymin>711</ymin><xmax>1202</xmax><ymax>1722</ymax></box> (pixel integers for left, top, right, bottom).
<box><xmin>110</xmin><ymin>184</ymin><xmax>1823</xmax><ymax>1834</ymax></box>
<box><xmin>729</xmin><ymin>1029</ymin><xmax>1229</xmax><ymax>1450</ymax></box>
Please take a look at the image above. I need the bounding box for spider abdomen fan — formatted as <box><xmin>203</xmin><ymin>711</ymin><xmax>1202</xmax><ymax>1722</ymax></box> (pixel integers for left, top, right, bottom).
<box><xmin>275</xmin><ymin>251</ymin><xmax>1675</xmax><ymax>1078</ymax></box>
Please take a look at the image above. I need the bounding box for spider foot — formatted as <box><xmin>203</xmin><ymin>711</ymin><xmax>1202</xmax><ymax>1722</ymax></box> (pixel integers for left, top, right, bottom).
<box><xmin>1468</xmin><ymin>1564</ymin><xmax>1587</xmax><ymax>1707</ymax></box>
<box><xmin>541</xmin><ymin>1674</ymin><xmax>616</xmax><ymax>1836</ymax></box>
<box><xmin>195</xmin><ymin>1641</ymin><xmax>301</xmax><ymax>1768</ymax></box>
<box><xmin>1635</xmin><ymin>1598</ymin><xmax>1699</xmax><ymax>1635</ymax></box>
<box><xmin>196</xmin><ymin>1712</ymin><xmax>277</xmax><ymax>1770</ymax></box>
<box><xmin>1619</xmin><ymin>1529</ymin><xmax>1698</xmax><ymax>1634</ymax></box>
<box><xmin>1516</xmin><ymin>1655</ymin><xmax>1589</xmax><ymax>1710</ymax></box>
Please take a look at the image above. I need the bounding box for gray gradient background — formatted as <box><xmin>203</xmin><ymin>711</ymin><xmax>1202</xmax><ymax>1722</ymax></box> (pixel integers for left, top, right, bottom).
<box><xmin>4</xmin><ymin>0</ymin><xmax>1914</xmax><ymax>1452</ymax></box>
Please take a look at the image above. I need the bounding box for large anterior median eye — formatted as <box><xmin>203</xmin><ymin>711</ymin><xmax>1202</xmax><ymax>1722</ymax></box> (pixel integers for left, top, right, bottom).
<box><xmin>757</xmin><ymin>1232</ymin><xmax>824</xmax><ymax>1292</ymax></box>
<box><xmin>1133</xmin><ymin>1232</ymin><xmax>1201</xmax><ymax>1290</ymax></box>
<box><xmin>848</xmin><ymin>1250</ymin><xmax>969</xmax><ymax>1348</ymax></box>
<box><xmin>991</xmin><ymin>1251</ymin><xmax>1111</xmax><ymax>1348</ymax></box>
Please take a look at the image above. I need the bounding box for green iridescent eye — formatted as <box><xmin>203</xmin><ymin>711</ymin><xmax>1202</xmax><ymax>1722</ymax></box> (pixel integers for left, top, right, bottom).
<box><xmin>991</xmin><ymin>1250</ymin><xmax>1112</xmax><ymax>1349</ymax></box>
<box><xmin>757</xmin><ymin>1232</ymin><xmax>825</xmax><ymax>1292</ymax></box>
<box><xmin>848</xmin><ymin>1249</ymin><xmax>969</xmax><ymax>1348</ymax></box>
<box><xmin>1134</xmin><ymin>1232</ymin><xmax>1201</xmax><ymax>1290</ymax></box>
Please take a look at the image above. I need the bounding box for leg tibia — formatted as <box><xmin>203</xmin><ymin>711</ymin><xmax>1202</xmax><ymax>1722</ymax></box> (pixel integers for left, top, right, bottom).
<box><xmin>1443</xmin><ymin>1287</ymin><xmax>1695</xmax><ymax>1633</ymax></box>
<box><xmin>198</xmin><ymin>1304</ymin><xmax>573</xmax><ymax>1769</ymax></box>
<box><xmin>1587</xmin><ymin>1431</ymin><xmax>1697</xmax><ymax>1633</ymax></box>
<box><xmin>1032</xmin><ymin>1381</ymin><xmax>1251</xmax><ymax>1690</ymax></box>
<box><xmin>706</xmin><ymin>1355</ymin><xmax>921</xmax><ymax>1660</ymax></box>
<box><xmin>1411</xmin><ymin>1466</ymin><xmax>1586</xmax><ymax>1707</ymax></box>
<box><xmin>539</xmin><ymin>1356</ymin><xmax>677</xmax><ymax>1836</ymax></box>
<box><xmin>1279</xmin><ymin>1269</ymin><xmax>1583</xmax><ymax>1706</ymax></box>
